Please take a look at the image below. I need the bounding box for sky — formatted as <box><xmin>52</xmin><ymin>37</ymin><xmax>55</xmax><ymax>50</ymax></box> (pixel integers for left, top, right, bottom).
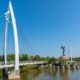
<box><xmin>0</xmin><ymin>0</ymin><xmax>80</xmax><ymax>58</ymax></box>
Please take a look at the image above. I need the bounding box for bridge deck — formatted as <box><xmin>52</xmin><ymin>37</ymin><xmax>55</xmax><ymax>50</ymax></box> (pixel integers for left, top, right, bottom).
<box><xmin>0</xmin><ymin>61</ymin><xmax>48</xmax><ymax>69</ymax></box>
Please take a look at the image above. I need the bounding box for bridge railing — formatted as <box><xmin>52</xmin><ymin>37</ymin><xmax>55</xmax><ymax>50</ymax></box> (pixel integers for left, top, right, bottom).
<box><xmin>0</xmin><ymin>61</ymin><xmax>48</xmax><ymax>65</ymax></box>
<box><xmin>0</xmin><ymin>61</ymin><xmax>48</xmax><ymax>68</ymax></box>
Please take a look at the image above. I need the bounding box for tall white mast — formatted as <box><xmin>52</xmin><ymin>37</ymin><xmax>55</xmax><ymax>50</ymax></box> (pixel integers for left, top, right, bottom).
<box><xmin>68</xmin><ymin>47</ymin><xmax>72</xmax><ymax>63</ymax></box>
<box><xmin>4</xmin><ymin>1</ymin><xmax>19</xmax><ymax>70</ymax></box>
<box><xmin>4</xmin><ymin>11</ymin><xmax>9</xmax><ymax>65</ymax></box>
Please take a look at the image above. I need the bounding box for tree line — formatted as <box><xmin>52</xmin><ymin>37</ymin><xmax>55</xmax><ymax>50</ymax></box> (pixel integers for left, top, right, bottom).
<box><xmin>0</xmin><ymin>54</ymin><xmax>56</xmax><ymax>63</ymax></box>
<box><xmin>0</xmin><ymin>54</ymin><xmax>80</xmax><ymax>63</ymax></box>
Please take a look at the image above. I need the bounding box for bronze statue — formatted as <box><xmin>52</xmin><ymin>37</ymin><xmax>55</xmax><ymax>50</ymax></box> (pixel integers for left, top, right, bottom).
<box><xmin>61</xmin><ymin>46</ymin><xmax>65</xmax><ymax>56</ymax></box>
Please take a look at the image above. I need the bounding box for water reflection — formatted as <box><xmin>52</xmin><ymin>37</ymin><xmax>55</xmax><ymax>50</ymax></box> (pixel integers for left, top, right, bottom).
<box><xmin>21</xmin><ymin>69</ymin><xmax>42</xmax><ymax>80</ymax></box>
<box><xmin>21</xmin><ymin>68</ymin><xmax>69</xmax><ymax>80</ymax></box>
<box><xmin>20</xmin><ymin>68</ymin><xmax>80</xmax><ymax>80</ymax></box>
<box><xmin>59</xmin><ymin>69</ymin><xmax>69</xmax><ymax>80</ymax></box>
<box><xmin>0</xmin><ymin>68</ymin><xmax>80</xmax><ymax>80</ymax></box>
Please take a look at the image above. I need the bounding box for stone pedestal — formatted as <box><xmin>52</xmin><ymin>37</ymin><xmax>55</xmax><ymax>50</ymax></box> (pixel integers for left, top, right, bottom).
<box><xmin>59</xmin><ymin>55</ymin><xmax>68</xmax><ymax>60</ymax></box>
<box><xmin>8</xmin><ymin>70</ymin><xmax>20</xmax><ymax>80</ymax></box>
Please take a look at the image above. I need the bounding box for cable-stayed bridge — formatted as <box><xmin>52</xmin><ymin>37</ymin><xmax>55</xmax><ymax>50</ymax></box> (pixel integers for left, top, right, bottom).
<box><xmin>0</xmin><ymin>1</ymin><xmax>47</xmax><ymax>79</ymax></box>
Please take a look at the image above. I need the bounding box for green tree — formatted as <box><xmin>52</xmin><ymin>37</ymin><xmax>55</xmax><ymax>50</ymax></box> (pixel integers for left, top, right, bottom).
<box><xmin>29</xmin><ymin>56</ymin><xmax>34</xmax><ymax>61</ymax></box>
<box><xmin>59</xmin><ymin>59</ymin><xmax>67</xmax><ymax>66</ymax></box>
<box><xmin>19</xmin><ymin>54</ymin><xmax>22</xmax><ymax>61</ymax></box>
<box><xmin>33</xmin><ymin>55</ymin><xmax>41</xmax><ymax>61</ymax></box>
<box><xmin>41</xmin><ymin>57</ymin><xmax>46</xmax><ymax>61</ymax></box>
<box><xmin>21</xmin><ymin>54</ymin><xmax>28</xmax><ymax>61</ymax></box>
<box><xmin>7</xmin><ymin>54</ymin><xmax>15</xmax><ymax>61</ymax></box>
<box><xmin>45</xmin><ymin>57</ymin><xmax>50</xmax><ymax>61</ymax></box>
<box><xmin>0</xmin><ymin>55</ymin><xmax>2</xmax><ymax>61</ymax></box>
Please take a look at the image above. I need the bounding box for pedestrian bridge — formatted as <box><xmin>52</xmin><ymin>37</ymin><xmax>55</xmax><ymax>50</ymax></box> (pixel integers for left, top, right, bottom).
<box><xmin>0</xmin><ymin>61</ymin><xmax>48</xmax><ymax>69</ymax></box>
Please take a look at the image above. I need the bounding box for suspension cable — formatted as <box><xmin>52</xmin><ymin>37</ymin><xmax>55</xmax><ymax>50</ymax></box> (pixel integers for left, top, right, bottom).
<box><xmin>16</xmin><ymin>22</ymin><xmax>31</xmax><ymax>55</ymax></box>
<box><xmin>16</xmin><ymin>21</ymin><xmax>36</xmax><ymax>57</ymax></box>
<box><xmin>18</xmin><ymin>30</ymin><xmax>27</xmax><ymax>54</ymax></box>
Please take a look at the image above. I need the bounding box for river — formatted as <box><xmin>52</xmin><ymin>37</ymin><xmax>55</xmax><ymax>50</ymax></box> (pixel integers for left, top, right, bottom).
<box><xmin>20</xmin><ymin>68</ymin><xmax>80</xmax><ymax>80</ymax></box>
<box><xmin>0</xmin><ymin>68</ymin><xmax>80</xmax><ymax>80</ymax></box>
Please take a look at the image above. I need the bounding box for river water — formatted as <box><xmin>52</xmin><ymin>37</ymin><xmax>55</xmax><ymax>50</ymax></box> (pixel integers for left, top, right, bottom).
<box><xmin>20</xmin><ymin>68</ymin><xmax>80</xmax><ymax>80</ymax></box>
<box><xmin>0</xmin><ymin>68</ymin><xmax>80</xmax><ymax>80</ymax></box>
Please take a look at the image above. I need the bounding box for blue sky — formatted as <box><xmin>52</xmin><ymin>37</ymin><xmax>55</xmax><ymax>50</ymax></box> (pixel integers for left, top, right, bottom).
<box><xmin>0</xmin><ymin>0</ymin><xmax>80</xmax><ymax>58</ymax></box>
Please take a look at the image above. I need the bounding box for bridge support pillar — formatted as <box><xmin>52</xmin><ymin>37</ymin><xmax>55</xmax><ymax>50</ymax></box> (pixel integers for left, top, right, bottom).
<box><xmin>2</xmin><ymin>55</ymin><xmax>8</xmax><ymax>78</ymax></box>
<box><xmin>2</xmin><ymin>68</ymin><xmax>8</xmax><ymax>78</ymax></box>
<box><xmin>8</xmin><ymin>70</ymin><xmax>20</xmax><ymax>80</ymax></box>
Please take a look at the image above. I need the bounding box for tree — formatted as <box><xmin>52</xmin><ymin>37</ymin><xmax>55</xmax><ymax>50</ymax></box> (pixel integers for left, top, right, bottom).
<box><xmin>0</xmin><ymin>55</ymin><xmax>2</xmax><ymax>61</ymax></box>
<box><xmin>33</xmin><ymin>55</ymin><xmax>41</xmax><ymax>61</ymax></box>
<box><xmin>7</xmin><ymin>54</ymin><xmax>15</xmax><ymax>61</ymax></box>
<box><xmin>41</xmin><ymin>57</ymin><xmax>46</xmax><ymax>61</ymax></box>
<box><xmin>21</xmin><ymin>54</ymin><xmax>28</xmax><ymax>61</ymax></box>
<box><xmin>59</xmin><ymin>59</ymin><xmax>67</xmax><ymax>66</ymax></box>
<box><xmin>29</xmin><ymin>56</ymin><xmax>34</xmax><ymax>61</ymax></box>
<box><xmin>45</xmin><ymin>57</ymin><xmax>50</xmax><ymax>61</ymax></box>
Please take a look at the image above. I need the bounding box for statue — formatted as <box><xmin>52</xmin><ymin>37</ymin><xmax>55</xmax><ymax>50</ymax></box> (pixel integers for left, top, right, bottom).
<box><xmin>60</xmin><ymin>46</ymin><xmax>68</xmax><ymax>60</ymax></box>
<box><xmin>61</xmin><ymin>46</ymin><xmax>65</xmax><ymax>56</ymax></box>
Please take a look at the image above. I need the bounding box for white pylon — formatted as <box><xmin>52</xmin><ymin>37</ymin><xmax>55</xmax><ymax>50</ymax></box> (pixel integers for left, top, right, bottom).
<box><xmin>68</xmin><ymin>47</ymin><xmax>72</xmax><ymax>63</ymax></box>
<box><xmin>4</xmin><ymin>1</ymin><xmax>19</xmax><ymax>70</ymax></box>
<box><xmin>3</xmin><ymin>7</ymin><xmax>10</xmax><ymax>65</ymax></box>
